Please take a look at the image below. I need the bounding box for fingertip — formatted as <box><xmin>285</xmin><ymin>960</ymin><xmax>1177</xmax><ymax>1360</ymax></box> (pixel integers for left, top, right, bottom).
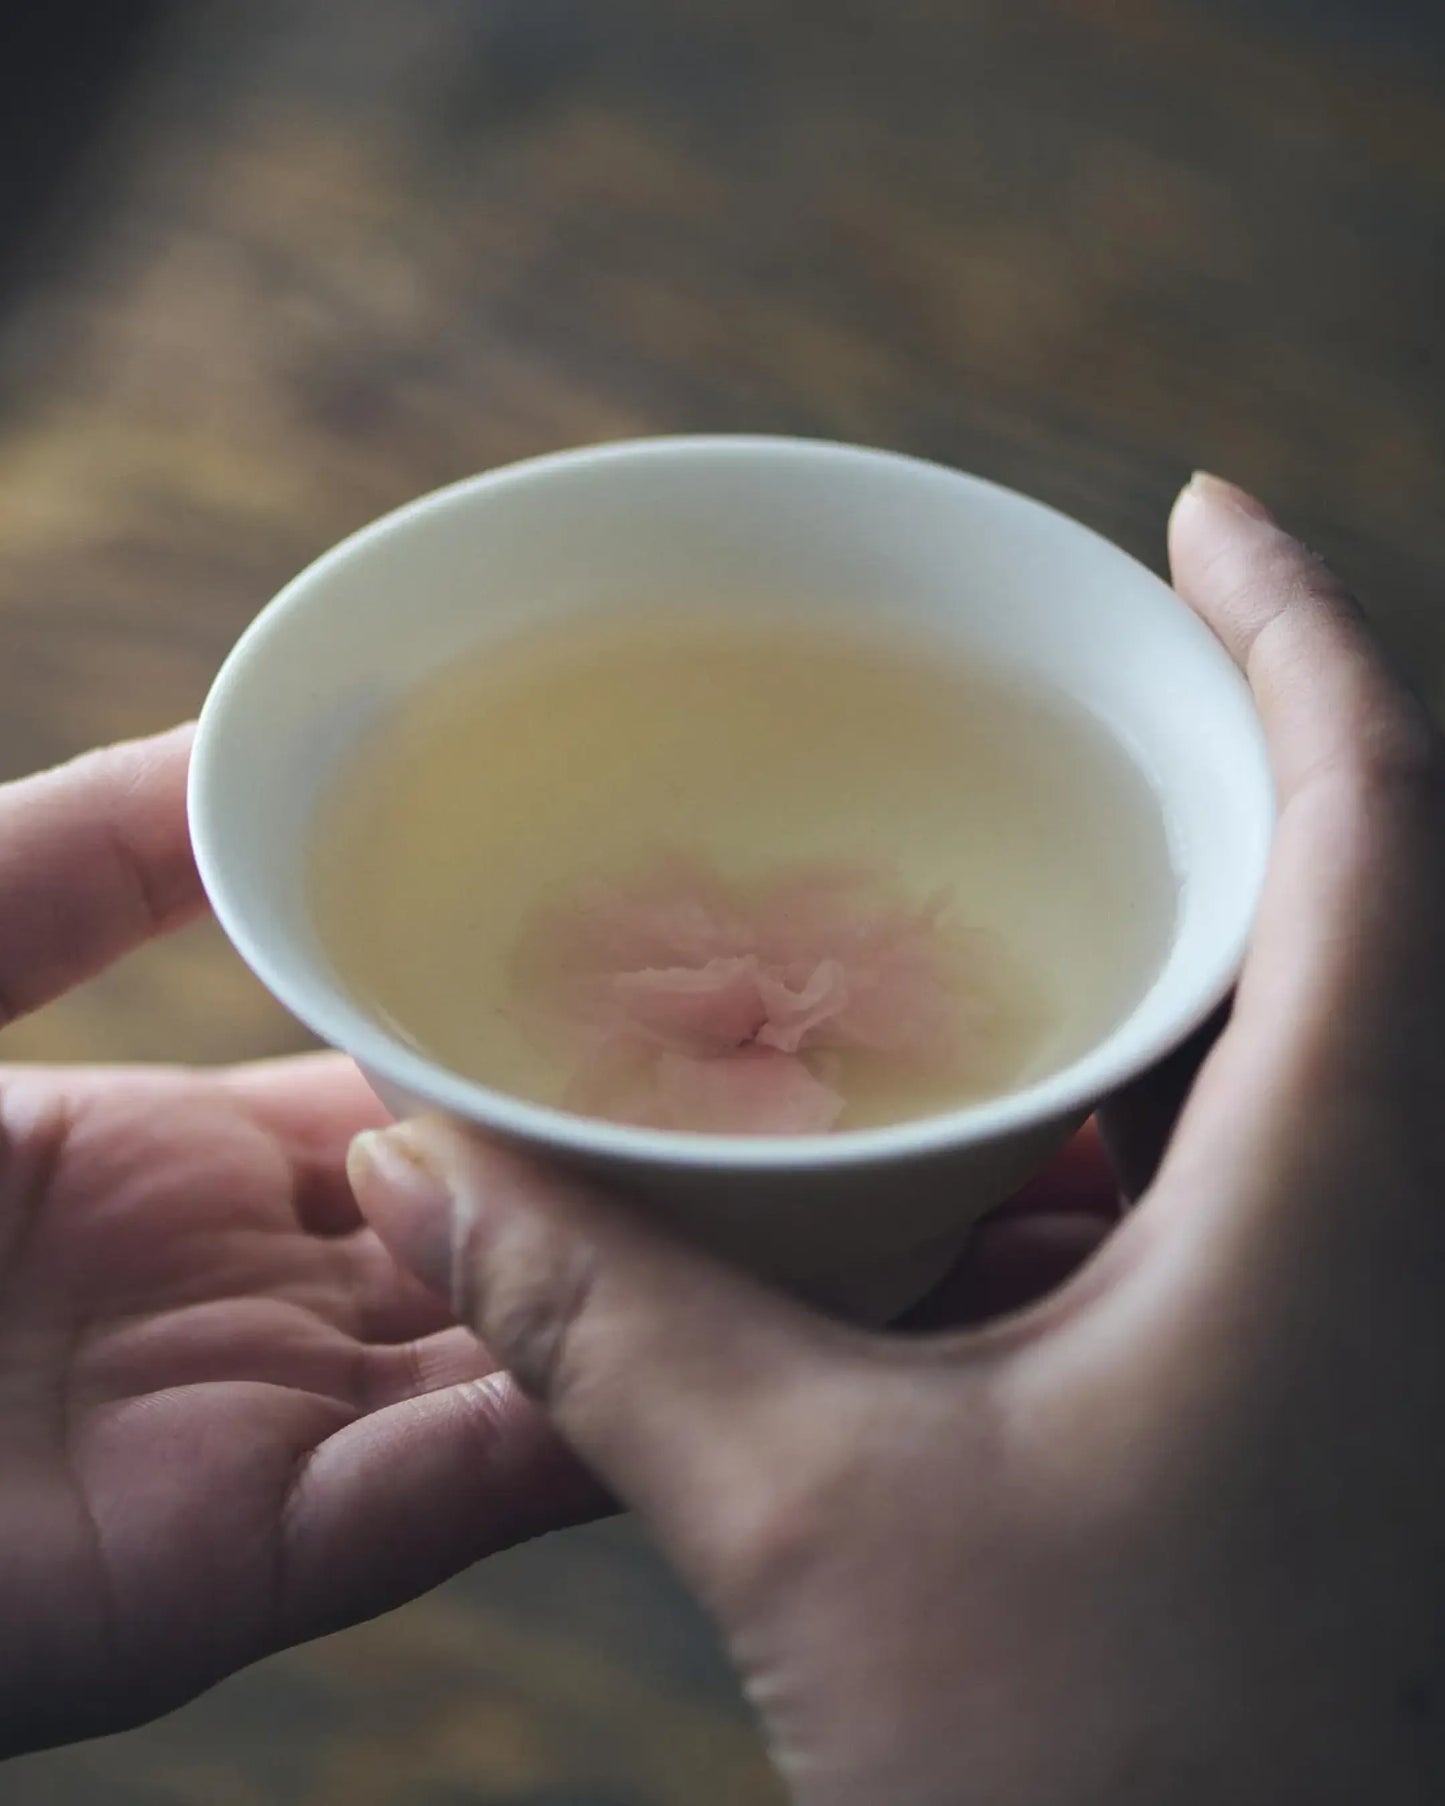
<box><xmin>1175</xmin><ymin>470</ymin><xmax>1277</xmax><ymax>528</ymax></box>
<box><xmin>1167</xmin><ymin>468</ymin><xmax>1367</xmax><ymax>678</ymax></box>
<box><xmin>0</xmin><ymin>721</ymin><xmax>208</xmax><ymax>1026</ymax></box>
<box><xmin>1169</xmin><ymin>472</ymin><xmax>1285</xmax><ymax>596</ymax></box>
<box><xmin>348</xmin><ymin>1121</ymin><xmax>462</xmax><ymax>1302</ymax></box>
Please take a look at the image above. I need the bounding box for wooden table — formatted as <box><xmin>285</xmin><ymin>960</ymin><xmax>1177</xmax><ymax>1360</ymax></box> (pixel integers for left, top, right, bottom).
<box><xmin>2</xmin><ymin>2</ymin><xmax>1442</xmax><ymax>1799</ymax></box>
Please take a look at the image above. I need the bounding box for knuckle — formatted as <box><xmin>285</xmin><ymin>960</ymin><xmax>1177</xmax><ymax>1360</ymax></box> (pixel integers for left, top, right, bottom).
<box><xmin>1358</xmin><ymin>718</ymin><xmax>1445</xmax><ymax>797</ymax></box>
<box><xmin>1324</xmin><ymin>716</ymin><xmax>1445</xmax><ymax>823</ymax></box>
<box><xmin>0</xmin><ymin>1083</ymin><xmax>72</xmax><ymax>1271</ymax></box>
<box><xmin>451</xmin><ymin>1369</ymin><xmax>527</xmax><ymax>1459</ymax></box>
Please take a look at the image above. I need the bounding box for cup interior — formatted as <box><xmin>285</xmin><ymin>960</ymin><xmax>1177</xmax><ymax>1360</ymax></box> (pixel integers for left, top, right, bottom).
<box><xmin>188</xmin><ymin>437</ymin><xmax>1273</xmax><ymax>1171</ymax></box>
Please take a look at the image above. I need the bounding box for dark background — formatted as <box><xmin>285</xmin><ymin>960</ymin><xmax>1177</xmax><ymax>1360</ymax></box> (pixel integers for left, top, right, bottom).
<box><xmin>1</xmin><ymin>2</ymin><xmax>1441</xmax><ymax>1800</ymax></box>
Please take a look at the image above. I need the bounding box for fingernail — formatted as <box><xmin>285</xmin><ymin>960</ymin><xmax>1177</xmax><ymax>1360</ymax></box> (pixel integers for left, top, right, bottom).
<box><xmin>348</xmin><ymin>1121</ymin><xmax>462</xmax><ymax>1300</ymax></box>
<box><xmin>1182</xmin><ymin>470</ymin><xmax>1276</xmax><ymax>524</ymax></box>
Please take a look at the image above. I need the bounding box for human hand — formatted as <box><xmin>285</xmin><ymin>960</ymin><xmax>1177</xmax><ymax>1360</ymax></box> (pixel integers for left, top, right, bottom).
<box><xmin>0</xmin><ymin>729</ymin><xmax>598</xmax><ymax>1757</ymax></box>
<box><xmin>352</xmin><ymin>475</ymin><xmax>1445</xmax><ymax>1806</ymax></box>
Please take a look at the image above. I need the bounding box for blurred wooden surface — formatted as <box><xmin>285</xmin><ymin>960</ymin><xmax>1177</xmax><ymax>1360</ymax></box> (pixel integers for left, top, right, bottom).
<box><xmin>0</xmin><ymin>1</ymin><xmax>1441</xmax><ymax>1800</ymax></box>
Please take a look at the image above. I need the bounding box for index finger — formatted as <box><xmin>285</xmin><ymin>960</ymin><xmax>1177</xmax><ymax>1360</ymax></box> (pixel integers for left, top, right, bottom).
<box><xmin>0</xmin><ymin>724</ymin><xmax>203</xmax><ymax>1028</ymax></box>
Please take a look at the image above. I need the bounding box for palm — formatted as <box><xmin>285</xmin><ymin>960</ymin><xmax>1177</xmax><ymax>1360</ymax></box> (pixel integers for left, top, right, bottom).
<box><xmin>0</xmin><ymin>1052</ymin><xmax>592</xmax><ymax>1753</ymax></box>
<box><xmin>0</xmin><ymin>721</ymin><xmax>1105</xmax><ymax>1761</ymax></box>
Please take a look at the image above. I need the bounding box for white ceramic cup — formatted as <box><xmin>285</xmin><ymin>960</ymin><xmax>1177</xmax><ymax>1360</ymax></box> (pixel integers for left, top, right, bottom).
<box><xmin>189</xmin><ymin>437</ymin><xmax>1273</xmax><ymax>1321</ymax></box>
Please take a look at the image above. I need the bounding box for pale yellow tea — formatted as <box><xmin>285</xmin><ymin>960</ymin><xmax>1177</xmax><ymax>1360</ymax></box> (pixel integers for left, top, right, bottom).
<box><xmin>311</xmin><ymin>612</ymin><xmax>1176</xmax><ymax>1134</ymax></box>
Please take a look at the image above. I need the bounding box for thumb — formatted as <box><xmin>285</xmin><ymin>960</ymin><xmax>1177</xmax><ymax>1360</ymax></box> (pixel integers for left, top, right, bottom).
<box><xmin>347</xmin><ymin>1116</ymin><xmax>869</xmax><ymax>1580</ymax></box>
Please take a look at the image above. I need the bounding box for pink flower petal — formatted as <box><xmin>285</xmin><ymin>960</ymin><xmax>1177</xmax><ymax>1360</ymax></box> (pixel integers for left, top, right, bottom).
<box><xmin>755</xmin><ymin>957</ymin><xmax>850</xmax><ymax>1053</ymax></box>
<box><xmin>518</xmin><ymin>852</ymin><xmax>970</xmax><ymax>1134</ymax></box>
<box><xmin>566</xmin><ymin>857</ymin><xmax>753</xmax><ymax>970</ymax></box>
<box><xmin>609</xmin><ymin>955</ymin><xmax>768</xmax><ymax>1052</ymax></box>
<box><xmin>646</xmin><ymin>1047</ymin><xmax>844</xmax><ymax>1134</ymax></box>
<box><xmin>831</xmin><ymin>932</ymin><xmax>961</xmax><ymax>1057</ymax></box>
<box><xmin>750</xmin><ymin>866</ymin><xmax>881</xmax><ymax>967</ymax></box>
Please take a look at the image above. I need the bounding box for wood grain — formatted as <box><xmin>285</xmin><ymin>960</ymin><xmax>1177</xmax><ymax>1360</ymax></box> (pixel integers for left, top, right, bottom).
<box><xmin>1</xmin><ymin>1</ymin><xmax>1441</xmax><ymax>1798</ymax></box>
